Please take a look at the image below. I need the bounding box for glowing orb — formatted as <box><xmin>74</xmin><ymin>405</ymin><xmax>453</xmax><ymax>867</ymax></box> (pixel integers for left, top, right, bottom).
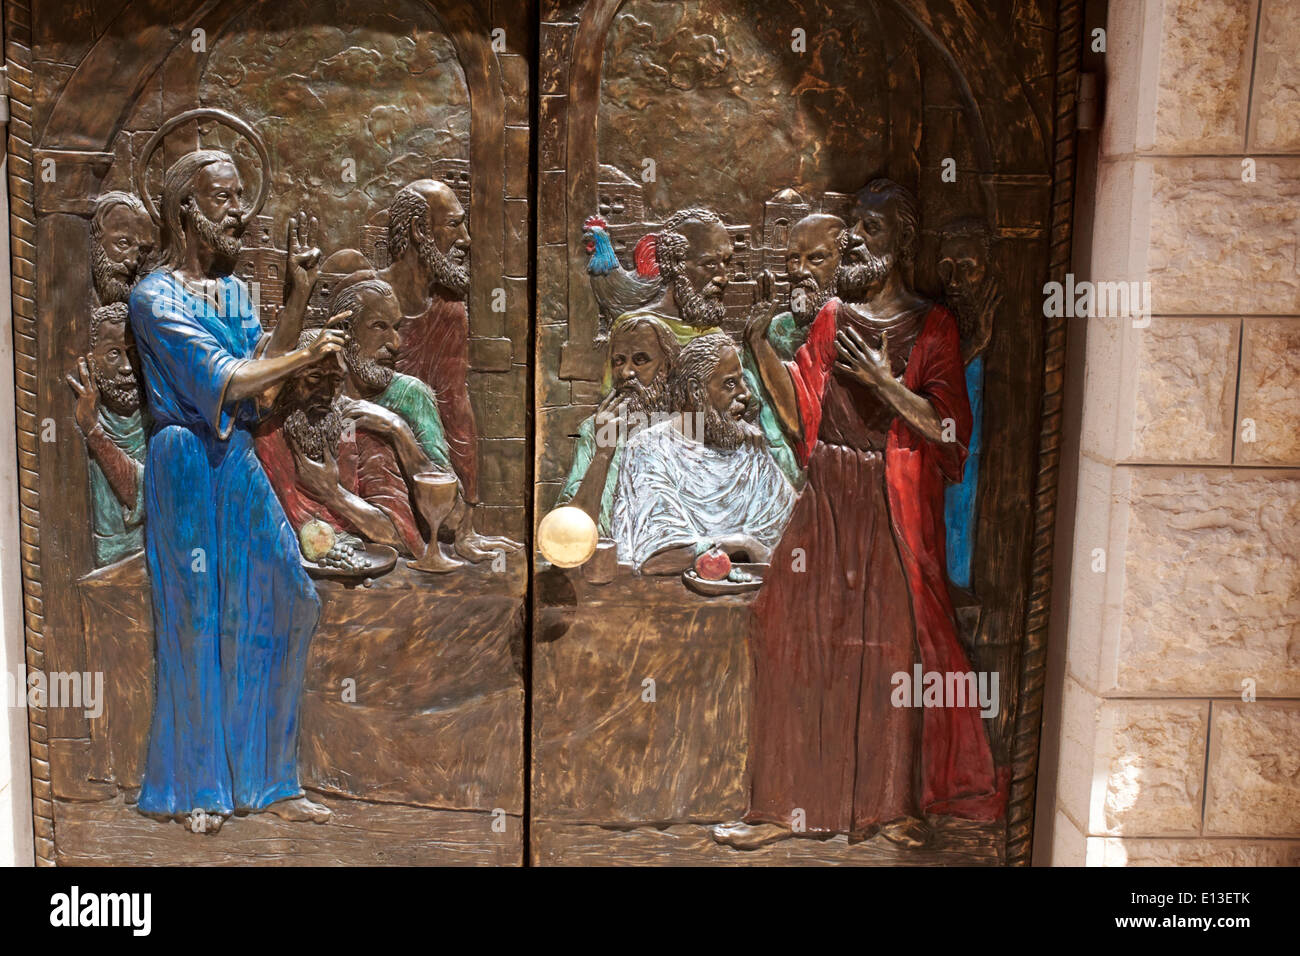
<box><xmin>538</xmin><ymin>506</ymin><xmax>599</xmax><ymax>568</ymax></box>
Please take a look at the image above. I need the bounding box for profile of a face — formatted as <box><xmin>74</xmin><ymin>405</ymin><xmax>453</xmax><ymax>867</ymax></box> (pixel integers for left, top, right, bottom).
<box><xmin>678</xmin><ymin>220</ymin><xmax>732</xmax><ymax>298</ymax></box>
<box><xmin>704</xmin><ymin>346</ymin><xmax>748</xmax><ymax>420</ymax></box>
<box><xmin>353</xmin><ymin>288</ymin><xmax>403</xmax><ymax>367</ymax></box>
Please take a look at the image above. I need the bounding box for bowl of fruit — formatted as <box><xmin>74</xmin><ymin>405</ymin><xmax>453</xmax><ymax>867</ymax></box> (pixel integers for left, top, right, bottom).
<box><xmin>681</xmin><ymin>546</ymin><xmax>766</xmax><ymax>596</ymax></box>
<box><xmin>298</xmin><ymin>519</ymin><xmax>398</xmax><ymax>582</ymax></box>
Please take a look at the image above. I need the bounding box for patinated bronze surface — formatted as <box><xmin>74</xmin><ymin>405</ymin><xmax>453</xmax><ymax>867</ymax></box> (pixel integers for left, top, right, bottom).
<box><xmin>11</xmin><ymin>0</ymin><xmax>532</xmax><ymax>865</ymax></box>
<box><xmin>7</xmin><ymin>0</ymin><xmax>1078</xmax><ymax>866</ymax></box>
<box><xmin>532</xmin><ymin>0</ymin><xmax>1079</xmax><ymax>866</ymax></box>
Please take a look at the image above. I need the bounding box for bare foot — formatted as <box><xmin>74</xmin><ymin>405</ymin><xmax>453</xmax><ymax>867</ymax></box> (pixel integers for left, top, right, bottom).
<box><xmin>139</xmin><ymin>807</ymin><xmax>228</xmax><ymax>834</ymax></box>
<box><xmin>264</xmin><ymin>795</ymin><xmax>331</xmax><ymax>824</ymax></box>
<box><xmin>455</xmin><ymin>531</ymin><xmax>522</xmax><ymax>562</ymax></box>
<box><xmin>880</xmin><ymin>815</ymin><xmax>930</xmax><ymax>848</ymax></box>
<box><xmin>711</xmin><ymin>821</ymin><xmax>793</xmax><ymax>850</ymax></box>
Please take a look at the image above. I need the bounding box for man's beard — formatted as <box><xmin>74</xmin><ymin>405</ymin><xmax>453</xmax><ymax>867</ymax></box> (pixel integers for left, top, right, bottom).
<box><xmin>187</xmin><ymin>206</ymin><xmax>243</xmax><ymax>274</ymax></box>
<box><xmin>91</xmin><ymin>362</ymin><xmax>141</xmax><ymax>414</ymax></box>
<box><xmin>615</xmin><ymin>367</ymin><xmax>669</xmax><ymax>417</ymax></box>
<box><xmin>417</xmin><ymin>233</ymin><xmax>470</xmax><ymax>298</ymax></box>
<box><xmin>947</xmin><ymin>280</ymin><xmax>998</xmax><ymax>345</ymax></box>
<box><xmin>836</xmin><ymin>248</ymin><xmax>894</xmax><ymax>303</ymax></box>
<box><xmin>790</xmin><ymin>277</ymin><xmax>836</xmax><ymax>324</ymax></box>
<box><xmin>283</xmin><ymin>400</ymin><xmax>344</xmax><ymax>463</ymax></box>
<box><xmin>701</xmin><ymin>400</ymin><xmax>745</xmax><ymax>450</ymax></box>
<box><xmin>672</xmin><ymin>271</ymin><xmax>726</xmax><ymax>328</ymax></box>
<box><xmin>91</xmin><ymin>243</ymin><xmax>136</xmax><ymax>304</ymax></box>
<box><xmin>345</xmin><ymin>338</ymin><xmax>396</xmax><ymax>394</ymax></box>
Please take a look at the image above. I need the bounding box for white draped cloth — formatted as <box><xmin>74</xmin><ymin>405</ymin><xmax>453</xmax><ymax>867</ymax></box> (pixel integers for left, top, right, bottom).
<box><xmin>612</xmin><ymin>420</ymin><xmax>797</xmax><ymax>570</ymax></box>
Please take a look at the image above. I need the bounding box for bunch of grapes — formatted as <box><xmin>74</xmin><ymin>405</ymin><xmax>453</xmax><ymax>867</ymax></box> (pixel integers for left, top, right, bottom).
<box><xmin>317</xmin><ymin>541</ymin><xmax>366</xmax><ymax>572</ymax></box>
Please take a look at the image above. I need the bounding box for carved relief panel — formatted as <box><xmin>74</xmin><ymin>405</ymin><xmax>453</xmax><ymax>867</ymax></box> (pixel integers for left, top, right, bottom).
<box><xmin>11</xmin><ymin>0</ymin><xmax>532</xmax><ymax>865</ymax></box>
<box><xmin>8</xmin><ymin>0</ymin><xmax>1078</xmax><ymax>867</ymax></box>
<box><xmin>531</xmin><ymin>0</ymin><xmax>1077</xmax><ymax>866</ymax></box>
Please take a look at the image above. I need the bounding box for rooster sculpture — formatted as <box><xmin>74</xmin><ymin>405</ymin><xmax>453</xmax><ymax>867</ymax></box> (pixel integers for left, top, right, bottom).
<box><xmin>582</xmin><ymin>215</ymin><xmax>663</xmax><ymax>342</ymax></box>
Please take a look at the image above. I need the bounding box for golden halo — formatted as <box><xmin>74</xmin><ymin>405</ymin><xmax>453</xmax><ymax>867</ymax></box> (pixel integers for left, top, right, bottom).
<box><xmin>134</xmin><ymin>108</ymin><xmax>270</xmax><ymax>228</ymax></box>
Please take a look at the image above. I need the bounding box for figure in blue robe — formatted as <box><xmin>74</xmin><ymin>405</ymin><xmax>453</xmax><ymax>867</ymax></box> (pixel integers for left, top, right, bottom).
<box><xmin>128</xmin><ymin>270</ymin><xmax>320</xmax><ymax>816</ymax></box>
<box><xmin>945</xmin><ymin>354</ymin><xmax>983</xmax><ymax>588</ymax></box>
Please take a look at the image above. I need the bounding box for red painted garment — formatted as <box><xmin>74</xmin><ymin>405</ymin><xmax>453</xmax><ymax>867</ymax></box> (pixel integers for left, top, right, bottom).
<box><xmin>395</xmin><ymin>293</ymin><xmax>480</xmax><ymax>503</ymax></box>
<box><xmin>747</xmin><ymin>297</ymin><xmax>1003</xmax><ymax>832</ymax></box>
<box><xmin>254</xmin><ymin>419</ymin><xmax>424</xmax><ymax>558</ymax></box>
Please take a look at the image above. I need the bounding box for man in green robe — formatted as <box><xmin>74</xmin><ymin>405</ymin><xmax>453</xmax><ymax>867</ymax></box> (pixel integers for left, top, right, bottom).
<box><xmin>67</xmin><ymin>303</ymin><xmax>148</xmax><ymax>566</ymax></box>
<box><xmin>331</xmin><ymin>274</ymin><xmax>517</xmax><ymax>561</ymax></box>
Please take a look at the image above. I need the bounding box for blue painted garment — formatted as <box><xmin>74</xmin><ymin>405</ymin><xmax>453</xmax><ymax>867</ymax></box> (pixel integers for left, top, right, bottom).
<box><xmin>945</xmin><ymin>355</ymin><xmax>983</xmax><ymax>589</ymax></box>
<box><xmin>128</xmin><ymin>270</ymin><xmax>320</xmax><ymax>815</ymax></box>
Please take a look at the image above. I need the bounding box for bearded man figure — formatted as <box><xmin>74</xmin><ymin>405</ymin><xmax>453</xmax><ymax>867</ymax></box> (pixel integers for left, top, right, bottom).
<box><xmin>556</xmin><ymin>314</ymin><xmax>679</xmax><ymax>535</ymax></box>
<box><xmin>740</xmin><ymin>212</ymin><xmax>844</xmax><ymax>486</ymax></box>
<box><xmin>936</xmin><ymin>217</ymin><xmax>1001</xmax><ymax>592</ymax></box>
<box><xmin>127</xmin><ymin>113</ymin><xmax>345</xmax><ymax>831</ymax></box>
<box><xmin>716</xmin><ymin>179</ymin><xmax>1002</xmax><ymax>852</ymax></box>
<box><xmin>67</xmin><ymin>303</ymin><xmax>148</xmax><ymax>566</ymax></box>
<box><xmin>611</xmin><ymin>333</ymin><xmax>794</xmax><ymax>574</ymax></box>
<box><xmin>605</xmin><ymin>207</ymin><xmax>731</xmax><ymax>363</ymax></box>
<box><xmin>91</xmin><ymin>191</ymin><xmax>154</xmax><ymax>304</ymax></box>
<box><xmin>255</xmin><ymin>328</ymin><xmax>433</xmax><ymax>559</ymax></box>
<box><xmin>328</xmin><ymin>274</ymin><xmax>518</xmax><ymax>561</ymax></box>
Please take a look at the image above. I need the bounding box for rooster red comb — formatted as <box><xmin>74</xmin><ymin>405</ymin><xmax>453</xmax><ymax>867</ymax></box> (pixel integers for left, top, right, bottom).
<box><xmin>584</xmin><ymin>215</ymin><xmax>608</xmax><ymax>230</ymax></box>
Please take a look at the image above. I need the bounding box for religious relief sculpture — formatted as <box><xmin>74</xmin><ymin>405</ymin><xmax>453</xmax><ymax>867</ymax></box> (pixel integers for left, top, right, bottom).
<box><xmin>322</xmin><ymin>179</ymin><xmax>521</xmax><ymax>562</ymax></box>
<box><xmin>90</xmin><ymin>191</ymin><xmax>155</xmax><ymax>305</ymax></box>
<box><xmin>125</xmin><ymin>108</ymin><xmax>344</xmax><ymax>830</ymax></box>
<box><xmin>715</xmin><ymin>179</ymin><xmax>1003</xmax><ymax>849</ymax></box>
<box><xmin>67</xmin><ymin>303</ymin><xmax>148</xmax><ymax>567</ymax></box>
<box><xmin>937</xmin><ymin>217</ymin><xmax>1001</xmax><ymax>594</ymax></box>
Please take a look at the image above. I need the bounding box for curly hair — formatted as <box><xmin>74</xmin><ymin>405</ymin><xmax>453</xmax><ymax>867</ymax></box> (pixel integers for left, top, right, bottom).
<box><xmin>89</xmin><ymin>302</ymin><xmax>129</xmax><ymax>348</ymax></box>
<box><xmin>654</xmin><ymin>207</ymin><xmax>724</xmax><ymax>276</ymax></box>
<box><xmin>668</xmin><ymin>331</ymin><xmax>733</xmax><ymax>412</ymax></box>
<box><xmin>387</xmin><ymin>184</ymin><xmax>429</xmax><ymax>261</ymax></box>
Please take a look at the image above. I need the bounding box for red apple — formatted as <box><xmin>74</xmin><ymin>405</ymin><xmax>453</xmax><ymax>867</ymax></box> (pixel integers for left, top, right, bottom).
<box><xmin>694</xmin><ymin>547</ymin><xmax>732</xmax><ymax>581</ymax></box>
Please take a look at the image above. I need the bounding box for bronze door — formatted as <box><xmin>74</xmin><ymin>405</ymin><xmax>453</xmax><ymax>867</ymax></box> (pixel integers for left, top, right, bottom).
<box><xmin>6</xmin><ymin>0</ymin><xmax>1078</xmax><ymax>865</ymax></box>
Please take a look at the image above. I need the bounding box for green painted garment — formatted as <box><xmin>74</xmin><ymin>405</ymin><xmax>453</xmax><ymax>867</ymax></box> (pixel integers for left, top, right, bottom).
<box><xmin>555</xmin><ymin>414</ymin><xmax>622</xmax><ymax>536</ymax></box>
<box><xmin>374</xmin><ymin>372</ymin><xmax>453</xmax><ymax>471</ymax></box>
<box><xmin>89</xmin><ymin>407</ymin><xmax>146</xmax><ymax>567</ymax></box>
<box><xmin>741</xmin><ymin>311</ymin><xmax>812</xmax><ymax>487</ymax></box>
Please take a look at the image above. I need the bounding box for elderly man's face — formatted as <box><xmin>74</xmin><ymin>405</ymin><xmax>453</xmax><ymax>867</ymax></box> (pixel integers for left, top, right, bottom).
<box><xmin>937</xmin><ymin>235</ymin><xmax>987</xmax><ymax>301</ymax></box>
<box><xmin>704</xmin><ymin>346</ymin><xmax>749</xmax><ymax>421</ymax></box>
<box><xmin>610</xmin><ymin>324</ymin><xmax>667</xmax><ymax>390</ymax></box>
<box><xmin>426</xmin><ymin>188</ymin><xmax>470</xmax><ymax>264</ymax></box>
<box><xmin>353</xmin><ymin>289</ymin><xmax>403</xmax><ymax>368</ymax></box>
<box><xmin>99</xmin><ymin>205</ymin><xmax>154</xmax><ymax>274</ymax></box>
<box><xmin>678</xmin><ymin>220</ymin><xmax>732</xmax><ymax>298</ymax></box>
<box><xmin>786</xmin><ymin>220</ymin><xmax>841</xmax><ymax>294</ymax></box>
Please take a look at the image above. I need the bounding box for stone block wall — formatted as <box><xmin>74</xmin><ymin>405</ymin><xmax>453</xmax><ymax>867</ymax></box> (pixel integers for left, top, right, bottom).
<box><xmin>1049</xmin><ymin>0</ymin><xmax>1300</xmax><ymax>865</ymax></box>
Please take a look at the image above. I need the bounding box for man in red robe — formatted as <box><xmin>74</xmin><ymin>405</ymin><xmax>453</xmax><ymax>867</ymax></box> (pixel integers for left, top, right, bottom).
<box><xmin>255</xmin><ymin>330</ymin><xmax>429</xmax><ymax>558</ymax></box>
<box><xmin>715</xmin><ymin>180</ymin><xmax>1004</xmax><ymax>851</ymax></box>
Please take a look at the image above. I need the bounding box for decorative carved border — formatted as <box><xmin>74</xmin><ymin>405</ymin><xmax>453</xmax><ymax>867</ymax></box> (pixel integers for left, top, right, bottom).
<box><xmin>4</xmin><ymin>0</ymin><xmax>55</xmax><ymax>866</ymax></box>
<box><xmin>1005</xmin><ymin>0</ymin><xmax>1083</xmax><ymax>867</ymax></box>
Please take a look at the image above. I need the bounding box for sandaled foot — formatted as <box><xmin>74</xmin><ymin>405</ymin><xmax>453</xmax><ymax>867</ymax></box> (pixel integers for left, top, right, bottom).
<box><xmin>264</xmin><ymin>795</ymin><xmax>331</xmax><ymax>824</ymax></box>
<box><xmin>711</xmin><ymin>821</ymin><xmax>793</xmax><ymax>850</ymax></box>
<box><xmin>880</xmin><ymin>815</ymin><xmax>930</xmax><ymax>848</ymax></box>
